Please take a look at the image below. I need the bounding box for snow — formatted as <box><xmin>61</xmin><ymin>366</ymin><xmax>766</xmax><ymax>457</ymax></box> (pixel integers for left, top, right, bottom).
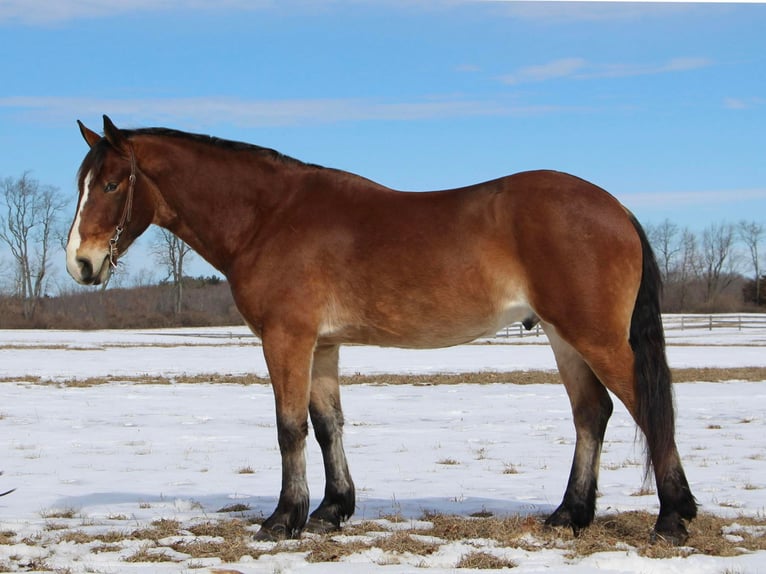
<box><xmin>1</xmin><ymin>320</ymin><xmax>765</xmax><ymax>572</ymax></box>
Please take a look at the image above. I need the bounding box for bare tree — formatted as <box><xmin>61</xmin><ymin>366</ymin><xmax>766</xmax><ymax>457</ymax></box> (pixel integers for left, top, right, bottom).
<box><xmin>699</xmin><ymin>222</ymin><xmax>739</xmax><ymax>304</ymax></box>
<box><xmin>646</xmin><ymin>219</ymin><xmax>680</xmax><ymax>283</ymax></box>
<box><xmin>0</xmin><ymin>172</ymin><xmax>66</xmax><ymax>318</ymax></box>
<box><xmin>676</xmin><ymin>228</ymin><xmax>699</xmax><ymax>310</ymax></box>
<box><xmin>152</xmin><ymin>228</ymin><xmax>193</xmax><ymax>314</ymax></box>
<box><xmin>738</xmin><ymin>220</ymin><xmax>764</xmax><ymax>305</ymax></box>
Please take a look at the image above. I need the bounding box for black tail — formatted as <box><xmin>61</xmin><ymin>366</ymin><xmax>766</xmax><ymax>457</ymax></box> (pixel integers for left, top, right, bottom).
<box><xmin>627</xmin><ymin>214</ymin><xmax>675</xmax><ymax>478</ymax></box>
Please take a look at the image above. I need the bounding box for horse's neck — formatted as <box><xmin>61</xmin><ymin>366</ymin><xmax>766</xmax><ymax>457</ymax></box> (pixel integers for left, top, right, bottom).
<box><xmin>144</xmin><ymin>138</ymin><xmax>293</xmax><ymax>275</ymax></box>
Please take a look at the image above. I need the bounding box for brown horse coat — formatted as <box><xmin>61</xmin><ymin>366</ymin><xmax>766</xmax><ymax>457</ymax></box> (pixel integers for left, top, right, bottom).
<box><xmin>66</xmin><ymin>116</ymin><xmax>696</xmax><ymax>542</ymax></box>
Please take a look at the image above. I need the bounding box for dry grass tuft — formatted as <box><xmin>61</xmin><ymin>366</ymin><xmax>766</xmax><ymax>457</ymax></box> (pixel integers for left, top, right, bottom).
<box><xmin>303</xmin><ymin>536</ymin><xmax>377</xmax><ymax>563</ymax></box>
<box><xmin>124</xmin><ymin>544</ymin><xmax>179</xmax><ymax>563</ymax></box>
<box><xmin>421</xmin><ymin>512</ymin><xmax>553</xmax><ymax>554</ymax></box>
<box><xmin>217</xmin><ymin>503</ymin><xmax>251</xmax><ymax>513</ymax></box>
<box><xmin>41</xmin><ymin>507</ymin><xmax>78</xmax><ymax>519</ymax></box>
<box><xmin>456</xmin><ymin>551</ymin><xmax>517</xmax><ymax>569</ymax></box>
<box><xmin>304</xmin><ymin>530</ymin><xmax>439</xmax><ymax>563</ymax></box>
<box><xmin>376</xmin><ymin>530</ymin><xmax>440</xmax><ymax>555</ymax></box>
<box><xmin>128</xmin><ymin>518</ymin><xmax>182</xmax><ymax>540</ymax></box>
<box><xmin>171</xmin><ymin>538</ymin><xmax>252</xmax><ymax>563</ymax></box>
<box><xmin>187</xmin><ymin>519</ymin><xmax>251</xmax><ymax>539</ymax></box>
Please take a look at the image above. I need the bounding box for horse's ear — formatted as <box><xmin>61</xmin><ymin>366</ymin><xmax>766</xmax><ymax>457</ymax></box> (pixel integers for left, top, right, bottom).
<box><xmin>77</xmin><ymin>120</ymin><xmax>101</xmax><ymax>148</ymax></box>
<box><xmin>102</xmin><ymin>115</ymin><xmax>129</xmax><ymax>155</ymax></box>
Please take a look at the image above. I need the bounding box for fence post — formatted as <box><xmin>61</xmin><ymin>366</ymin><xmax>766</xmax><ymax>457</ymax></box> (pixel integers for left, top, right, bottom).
<box><xmin>709</xmin><ymin>315</ymin><xmax>713</xmax><ymax>331</ymax></box>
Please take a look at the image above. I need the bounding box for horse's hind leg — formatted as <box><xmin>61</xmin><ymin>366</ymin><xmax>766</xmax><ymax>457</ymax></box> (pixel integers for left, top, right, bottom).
<box><xmin>305</xmin><ymin>344</ymin><xmax>355</xmax><ymax>533</ymax></box>
<box><xmin>565</xmin><ymin>334</ymin><xmax>696</xmax><ymax>544</ymax></box>
<box><xmin>585</xmin><ymin>343</ymin><xmax>696</xmax><ymax>544</ymax></box>
<box><xmin>544</xmin><ymin>326</ymin><xmax>613</xmax><ymax>534</ymax></box>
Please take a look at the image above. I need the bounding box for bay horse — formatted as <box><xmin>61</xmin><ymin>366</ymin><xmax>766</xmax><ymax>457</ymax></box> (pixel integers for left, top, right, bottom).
<box><xmin>66</xmin><ymin>115</ymin><xmax>696</xmax><ymax>543</ymax></box>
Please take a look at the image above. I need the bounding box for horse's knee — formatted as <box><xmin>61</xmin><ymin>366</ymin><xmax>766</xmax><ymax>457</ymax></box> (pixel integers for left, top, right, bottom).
<box><xmin>276</xmin><ymin>415</ymin><xmax>309</xmax><ymax>453</ymax></box>
<box><xmin>310</xmin><ymin>399</ymin><xmax>343</xmax><ymax>444</ymax></box>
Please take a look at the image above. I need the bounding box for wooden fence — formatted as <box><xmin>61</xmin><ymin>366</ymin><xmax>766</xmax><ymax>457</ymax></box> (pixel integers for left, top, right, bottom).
<box><xmin>662</xmin><ymin>313</ymin><xmax>766</xmax><ymax>332</ymax></box>
<box><xmin>494</xmin><ymin>313</ymin><xmax>766</xmax><ymax>339</ymax></box>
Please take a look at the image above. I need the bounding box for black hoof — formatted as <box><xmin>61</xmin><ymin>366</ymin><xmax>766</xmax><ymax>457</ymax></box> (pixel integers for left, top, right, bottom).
<box><xmin>544</xmin><ymin>503</ymin><xmax>592</xmax><ymax>537</ymax></box>
<box><xmin>652</xmin><ymin>513</ymin><xmax>690</xmax><ymax>546</ymax></box>
<box><xmin>255</xmin><ymin>523</ymin><xmax>298</xmax><ymax>541</ymax></box>
<box><xmin>305</xmin><ymin>516</ymin><xmax>341</xmax><ymax>535</ymax></box>
<box><xmin>254</xmin><ymin>524</ymin><xmax>288</xmax><ymax>542</ymax></box>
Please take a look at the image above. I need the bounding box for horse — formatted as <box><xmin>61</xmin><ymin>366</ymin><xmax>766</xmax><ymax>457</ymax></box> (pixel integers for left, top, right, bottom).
<box><xmin>66</xmin><ymin>115</ymin><xmax>697</xmax><ymax>543</ymax></box>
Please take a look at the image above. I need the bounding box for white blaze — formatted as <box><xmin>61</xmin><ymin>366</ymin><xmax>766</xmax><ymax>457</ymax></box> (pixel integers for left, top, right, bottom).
<box><xmin>65</xmin><ymin>170</ymin><xmax>93</xmax><ymax>279</ymax></box>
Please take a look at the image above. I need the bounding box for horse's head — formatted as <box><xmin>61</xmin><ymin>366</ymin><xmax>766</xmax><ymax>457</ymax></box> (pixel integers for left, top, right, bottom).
<box><xmin>66</xmin><ymin>115</ymin><xmax>154</xmax><ymax>285</ymax></box>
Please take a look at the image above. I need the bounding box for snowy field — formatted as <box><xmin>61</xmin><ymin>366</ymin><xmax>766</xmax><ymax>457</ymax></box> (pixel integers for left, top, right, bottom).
<box><xmin>1</xmin><ymin>318</ymin><xmax>765</xmax><ymax>573</ymax></box>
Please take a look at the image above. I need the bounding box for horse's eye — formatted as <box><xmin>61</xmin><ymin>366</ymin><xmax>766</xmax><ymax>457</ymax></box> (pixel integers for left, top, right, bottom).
<box><xmin>104</xmin><ymin>182</ymin><xmax>118</xmax><ymax>193</ymax></box>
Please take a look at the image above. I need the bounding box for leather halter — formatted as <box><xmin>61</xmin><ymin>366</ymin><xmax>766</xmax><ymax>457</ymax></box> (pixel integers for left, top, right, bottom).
<box><xmin>108</xmin><ymin>144</ymin><xmax>137</xmax><ymax>268</ymax></box>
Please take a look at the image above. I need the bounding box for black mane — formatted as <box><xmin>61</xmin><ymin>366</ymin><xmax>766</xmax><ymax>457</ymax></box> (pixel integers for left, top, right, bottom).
<box><xmin>78</xmin><ymin>126</ymin><xmax>318</xmax><ymax>186</ymax></box>
<box><xmin>127</xmin><ymin>127</ymin><xmax>316</xmax><ymax>168</ymax></box>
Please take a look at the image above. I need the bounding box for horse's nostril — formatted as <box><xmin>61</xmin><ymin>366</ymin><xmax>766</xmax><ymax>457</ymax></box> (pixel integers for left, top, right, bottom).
<box><xmin>76</xmin><ymin>257</ymin><xmax>93</xmax><ymax>280</ymax></box>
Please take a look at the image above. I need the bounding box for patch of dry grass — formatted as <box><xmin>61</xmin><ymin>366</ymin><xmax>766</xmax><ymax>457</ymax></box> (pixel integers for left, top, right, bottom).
<box><xmin>128</xmin><ymin>518</ymin><xmax>183</xmax><ymax>541</ymax></box>
<box><xmin>671</xmin><ymin>367</ymin><xmax>766</xmax><ymax>383</ymax></box>
<box><xmin>171</xmin><ymin>538</ymin><xmax>253</xmax><ymax>563</ymax></box>
<box><xmin>40</xmin><ymin>507</ymin><xmax>78</xmax><ymax>520</ymax></box>
<box><xmin>186</xmin><ymin>519</ymin><xmax>252</xmax><ymax>539</ymax></box>
<box><xmin>217</xmin><ymin>503</ymin><xmax>251</xmax><ymax>513</ymax></box>
<box><xmin>10</xmin><ymin>365</ymin><xmax>765</xmax><ymax>388</ymax></box>
<box><xmin>124</xmin><ymin>544</ymin><xmax>178</xmax><ymax>563</ymax></box>
<box><xmin>456</xmin><ymin>551</ymin><xmax>517</xmax><ymax>569</ymax></box>
<box><xmin>38</xmin><ymin>510</ymin><xmax>766</xmax><ymax>568</ymax></box>
<box><xmin>303</xmin><ymin>529</ymin><xmax>440</xmax><ymax>563</ymax></box>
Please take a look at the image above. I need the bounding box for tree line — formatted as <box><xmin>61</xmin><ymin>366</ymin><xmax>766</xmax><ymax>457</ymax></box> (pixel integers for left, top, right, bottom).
<box><xmin>0</xmin><ymin>172</ymin><xmax>763</xmax><ymax>328</ymax></box>
<box><xmin>645</xmin><ymin>219</ymin><xmax>764</xmax><ymax>311</ymax></box>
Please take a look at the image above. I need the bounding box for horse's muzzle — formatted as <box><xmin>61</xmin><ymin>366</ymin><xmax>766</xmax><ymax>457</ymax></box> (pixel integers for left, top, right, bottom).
<box><xmin>67</xmin><ymin>252</ymin><xmax>111</xmax><ymax>286</ymax></box>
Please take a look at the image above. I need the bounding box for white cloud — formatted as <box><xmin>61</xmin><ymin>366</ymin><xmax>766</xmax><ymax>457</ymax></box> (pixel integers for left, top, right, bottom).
<box><xmin>499</xmin><ymin>56</ymin><xmax>712</xmax><ymax>85</ymax></box>
<box><xmin>0</xmin><ymin>95</ymin><xmax>583</xmax><ymax>127</ymax></box>
<box><xmin>0</xmin><ymin>0</ymin><xmax>269</xmax><ymax>25</ymax></box>
<box><xmin>724</xmin><ymin>97</ymin><xmax>765</xmax><ymax>110</ymax></box>
<box><xmin>578</xmin><ymin>57</ymin><xmax>712</xmax><ymax>79</ymax></box>
<box><xmin>498</xmin><ymin>58</ymin><xmax>586</xmax><ymax>86</ymax></box>
<box><xmin>482</xmin><ymin>1</ymin><xmax>726</xmax><ymax>23</ymax></box>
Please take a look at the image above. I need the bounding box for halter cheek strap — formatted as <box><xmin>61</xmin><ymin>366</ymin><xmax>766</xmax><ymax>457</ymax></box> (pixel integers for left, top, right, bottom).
<box><xmin>109</xmin><ymin>143</ymin><xmax>137</xmax><ymax>268</ymax></box>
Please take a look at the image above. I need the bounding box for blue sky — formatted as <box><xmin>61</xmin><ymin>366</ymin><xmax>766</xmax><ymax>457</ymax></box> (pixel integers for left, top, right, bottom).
<box><xmin>1</xmin><ymin>1</ymin><xmax>765</xmax><ymax>282</ymax></box>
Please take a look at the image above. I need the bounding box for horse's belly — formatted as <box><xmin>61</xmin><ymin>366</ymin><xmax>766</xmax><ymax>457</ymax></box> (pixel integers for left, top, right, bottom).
<box><xmin>319</xmin><ymin>296</ymin><xmax>532</xmax><ymax>349</ymax></box>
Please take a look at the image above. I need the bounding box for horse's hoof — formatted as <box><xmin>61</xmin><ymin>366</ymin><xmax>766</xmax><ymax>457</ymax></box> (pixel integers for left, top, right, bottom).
<box><xmin>652</xmin><ymin>513</ymin><xmax>690</xmax><ymax>546</ymax></box>
<box><xmin>254</xmin><ymin>524</ymin><xmax>292</xmax><ymax>542</ymax></box>
<box><xmin>305</xmin><ymin>516</ymin><xmax>341</xmax><ymax>535</ymax></box>
<box><xmin>544</xmin><ymin>510</ymin><xmax>573</xmax><ymax>530</ymax></box>
<box><xmin>545</xmin><ymin>506</ymin><xmax>587</xmax><ymax>537</ymax></box>
<box><xmin>651</xmin><ymin>523</ymin><xmax>689</xmax><ymax>546</ymax></box>
<box><xmin>651</xmin><ymin>528</ymin><xmax>688</xmax><ymax>546</ymax></box>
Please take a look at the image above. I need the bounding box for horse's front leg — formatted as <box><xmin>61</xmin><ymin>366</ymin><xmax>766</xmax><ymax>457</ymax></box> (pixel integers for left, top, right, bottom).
<box><xmin>306</xmin><ymin>344</ymin><xmax>355</xmax><ymax>533</ymax></box>
<box><xmin>256</xmin><ymin>327</ymin><xmax>315</xmax><ymax>541</ymax></box>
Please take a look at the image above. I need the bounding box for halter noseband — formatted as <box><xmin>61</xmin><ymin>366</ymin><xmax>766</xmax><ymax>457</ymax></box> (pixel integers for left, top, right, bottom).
<box><xmin>108</xmin><ymin>143</ymin><xmax>137</xmax><ymax>268</ymax></box>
